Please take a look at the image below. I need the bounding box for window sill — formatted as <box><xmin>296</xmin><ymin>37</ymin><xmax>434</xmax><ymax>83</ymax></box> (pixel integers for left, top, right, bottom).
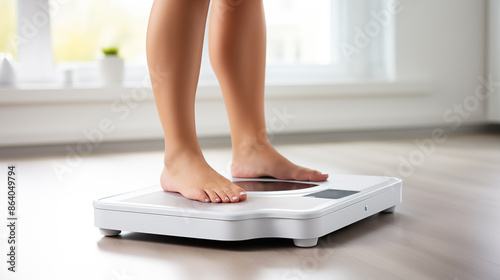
<box><xmin>0</xmin><ymin>79</ymin><xmax>437</xmax><ymax>147</ymax></box>
<box><xmin>0</xmin><ymin>80</ymin><xmax>433</xmax><ymax>105</ymax></box>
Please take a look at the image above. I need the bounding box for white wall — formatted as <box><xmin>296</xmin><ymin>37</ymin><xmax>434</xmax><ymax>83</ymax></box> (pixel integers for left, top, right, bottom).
<box><xmin>393</xmin><ymin>0</ymin><xmax>487</xmax><ymax>127</ymax></box>
<box><xmin>488</xmin><ymin>0</ymin><xmax>500</xmax><ymax>122</ymax></box>
<box><xmin>0</xmin><ymin>0</ymin><xmax>489</xmax><ymax>147</ymax></box>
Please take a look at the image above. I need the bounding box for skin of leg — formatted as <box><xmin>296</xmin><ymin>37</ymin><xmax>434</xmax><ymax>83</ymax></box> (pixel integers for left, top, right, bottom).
<box><xmin>146</xmin><ymin>0</ymin><xmax>246</xmax><ymax>203</ymax></box>
<box><xmin>208</xmin><ymin>0</ymin><xmax>328</xmax><ymax>181</ymax></box>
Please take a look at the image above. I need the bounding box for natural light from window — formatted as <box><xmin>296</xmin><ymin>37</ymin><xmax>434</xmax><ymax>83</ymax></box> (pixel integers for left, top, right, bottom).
<box><xmin>264</xmin><ymin>0</ymin><xmax>338</xmax><ymax>66</ymax></box>
<box><xmin>50</xmin><ymin>0</ymin><xmax>154</xmax><ymax>62</ymax></box>
<box><xmin>1</xmin><ymin>0</ymin><xmax>393</xmax><ymax>84</ymax></box>
<box><xmin>48</xmin><ymin>0</ymin><xmax>338</xmax><ymax>67</ymax></box>
<box><xmin>0</xmin><ymin>0</ymin><xmax>17</xmax><ymax>59</ymax></box>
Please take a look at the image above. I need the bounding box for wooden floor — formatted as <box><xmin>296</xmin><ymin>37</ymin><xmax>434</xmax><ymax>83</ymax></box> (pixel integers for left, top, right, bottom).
<box><xmin>1</xmin><ymin>131</ymin><xmax>499</xmax><ymax>280</ymax></box>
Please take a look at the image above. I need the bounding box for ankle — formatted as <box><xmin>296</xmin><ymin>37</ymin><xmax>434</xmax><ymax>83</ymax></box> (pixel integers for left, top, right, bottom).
<box><xmin>163</xmin><ymin>147</ymin><xmax>204</xmax><ymax>168</ymax></box>
<box><xmin>232</xmin><ymin>136</ymin><xmax>273</xmax><ymax>161</ymax></box>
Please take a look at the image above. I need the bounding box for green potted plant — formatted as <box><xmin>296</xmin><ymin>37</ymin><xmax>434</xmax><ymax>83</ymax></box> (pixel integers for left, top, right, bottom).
<box><xmin>99</xmin><ymin>46</ymin><xmax>124</xmax><ymax>85</ymax></box>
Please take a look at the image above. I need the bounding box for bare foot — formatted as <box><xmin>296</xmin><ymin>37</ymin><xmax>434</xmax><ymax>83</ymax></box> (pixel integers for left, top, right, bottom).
<box><xmin>231</xmin><ymin>143</ymin><xmax>329</xmax><ymax>181</ymax></box>
<box><xmin>161</xmin><ymin>151</ymin><xmax>247</xmax><ymax>203</ymax></box>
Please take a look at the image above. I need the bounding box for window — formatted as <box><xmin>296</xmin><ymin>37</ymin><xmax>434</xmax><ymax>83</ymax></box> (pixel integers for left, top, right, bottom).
<box><xmin>7</xmin><ymin>0</ymin><xmax>394</xmax><ymax>85</ymax></box>
<box><xmin>49</xmin><ymin>0</ymin><xmax>334</xmax><ymax>65</ymax></box>
<box><xmin>202</xmin><ymin>0</ymin><xmax>344</xmax><ymax>84</ymax></box>
<box><xmin>50</xmin><ymin>0</ymin><xmax>153</xmax><ymax>62</ymax></box>
<box><xmin>265</xmin><ymin>0</ymin><xmax>337</xmax><ymax>66</ymax></box>
<box><xmin>0</xmin><ymin>0</ymin><xmax>17</xmax><ymax>59</ymax></box>
<box><xmin>263</xmin><ymin>0</ymin><xmax>340</xmax><ymax>84</ymax></box>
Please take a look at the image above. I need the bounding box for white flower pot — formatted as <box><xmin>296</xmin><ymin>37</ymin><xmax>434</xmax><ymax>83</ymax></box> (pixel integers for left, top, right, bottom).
<box><xmin>0</xmin><ymin>53</ymin><xmax>16</xmax><ymax>85</ymax></box>
<box><xmin>99</xmin><ymin>55</ymin><xmax>124</xmax><ymax>85</ymax></box>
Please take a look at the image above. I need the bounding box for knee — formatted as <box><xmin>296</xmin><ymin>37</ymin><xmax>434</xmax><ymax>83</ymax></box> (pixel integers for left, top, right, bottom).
<box><xmin>212</xmin><ymin>0</ymin><xmax>245</xmax><ymax>15</ymax></box>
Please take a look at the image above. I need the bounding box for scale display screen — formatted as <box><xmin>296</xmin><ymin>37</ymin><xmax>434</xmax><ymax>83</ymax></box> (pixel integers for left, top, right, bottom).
<box><xmin>306</xmin><ymin>189</ymin><xmax>359</xmax><ymax>199</ymax></box>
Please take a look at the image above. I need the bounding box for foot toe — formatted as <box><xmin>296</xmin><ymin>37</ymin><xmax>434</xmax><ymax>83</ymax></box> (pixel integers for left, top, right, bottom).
<box><xmin>310</xmin><ymin>171</ymin><xmax>329</xmax><ymax>181</ymax></box>
<box><xmin>234</xmin><ymin>188</ymin><xmax>247</xmax><ymax>201</ymax></box>
<box><xmin>292</xmin><ymin>168</ymin><xmax>328</xmax><ymax>182</ymax></box>
<box><xmin>187</xmin><ymin>189</ymin><xmax>210</xmax><ymax>203</ymax></box>
<box><xmin>291</xmin><ymin>168</ymin><xmax>312</xmax><ymax>181</ymax></box>
<box><xmin>205</xmin><ymin>189</ymin><xmax>221</xmax><ymax>203</ymax></box>
<box><xmin>215</xmin><ymin>190</ymin><xmax>231</xmax><ymax>203</ymax></box>
<box><xmin>223</xmin><ymin>189</ymin><xmax>240</xmax><ymax>203</ymax></box>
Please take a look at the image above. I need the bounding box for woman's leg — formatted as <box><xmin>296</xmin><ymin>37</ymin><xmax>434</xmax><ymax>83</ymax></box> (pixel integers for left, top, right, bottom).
<box><xmin>209</xmin><ymin>0</ymin><xmax>328</xmax><ymax>181</ymax></box>
<box><xmin>146</xmin><ymin>0</ymin><xmax>247</xmax><ymax>203</ymax></box>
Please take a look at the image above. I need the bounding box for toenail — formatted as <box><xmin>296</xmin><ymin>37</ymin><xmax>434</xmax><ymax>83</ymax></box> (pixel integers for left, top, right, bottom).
<box><xmin>224</xmin><ymin>197</ymin><xmax>229</xmax><ymax>201</ymax></box>
<box><xmin>204</xmin><ymin>198</ymin><xmax>209</xmax><ymax>202</ymax></box>
<box><xmin>215</xmin><ymin>198</ymin><xmax>220</xmax><ymax>202</ymax></box>
<box><xmin>239</xmin><ymin>192</ymin><xmax>246</xmax><ymax>196</ymax></box>
<box><xmin>232</xmin><ymin>196</ymin><xmax>238</xmax><ymax>200</ymax></box>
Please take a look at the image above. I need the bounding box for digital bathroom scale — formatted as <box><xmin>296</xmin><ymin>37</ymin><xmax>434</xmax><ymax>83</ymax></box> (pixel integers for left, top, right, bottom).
<box><xmin>94</xmin><ymin>174</ymin><xmax>402</xmax><ymax>247</ymax></box>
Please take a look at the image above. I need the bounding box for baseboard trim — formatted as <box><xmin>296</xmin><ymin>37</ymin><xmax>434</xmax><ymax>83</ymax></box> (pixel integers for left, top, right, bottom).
<box><xmin>1</xmin><ymin>124</ymin><xmax>497</xmax><ymax>159</ymax></box>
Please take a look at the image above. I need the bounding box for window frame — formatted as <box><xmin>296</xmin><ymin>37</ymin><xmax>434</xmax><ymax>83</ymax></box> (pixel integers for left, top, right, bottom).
<box><xmin>13</xmin><ymin>0</ymin><xmax>395</xmax><ymax>86</ymax></box>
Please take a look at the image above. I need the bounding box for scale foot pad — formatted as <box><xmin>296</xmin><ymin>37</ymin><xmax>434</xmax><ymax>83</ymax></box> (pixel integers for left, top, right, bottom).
<box><xmin>382</xmin><ymin>206</ymin><xmax>396</xmax><ymax>213</ymax></box>
<box><xmin>293</xmin><ymin>238</ymin><xmax>319</xmax><ymax>247</ymax></box>
<box><xmin>100</xmin><ymin>228</ymin><xmax>121</xmax><ymax>237</ymax></box>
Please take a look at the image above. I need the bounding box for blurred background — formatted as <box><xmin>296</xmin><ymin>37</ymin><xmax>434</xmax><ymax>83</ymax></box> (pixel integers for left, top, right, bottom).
<box><xmin>0</xmin><ymin>0</ymin><xmax>498</xmax><ymax>147</ymax></box>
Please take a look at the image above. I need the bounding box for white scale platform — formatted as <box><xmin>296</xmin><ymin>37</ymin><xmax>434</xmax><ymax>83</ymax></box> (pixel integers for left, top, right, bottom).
<box><xmin>94</xmin><ymin>174</ymin><xmax>402</xmax><ymax>247</ymax></box>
